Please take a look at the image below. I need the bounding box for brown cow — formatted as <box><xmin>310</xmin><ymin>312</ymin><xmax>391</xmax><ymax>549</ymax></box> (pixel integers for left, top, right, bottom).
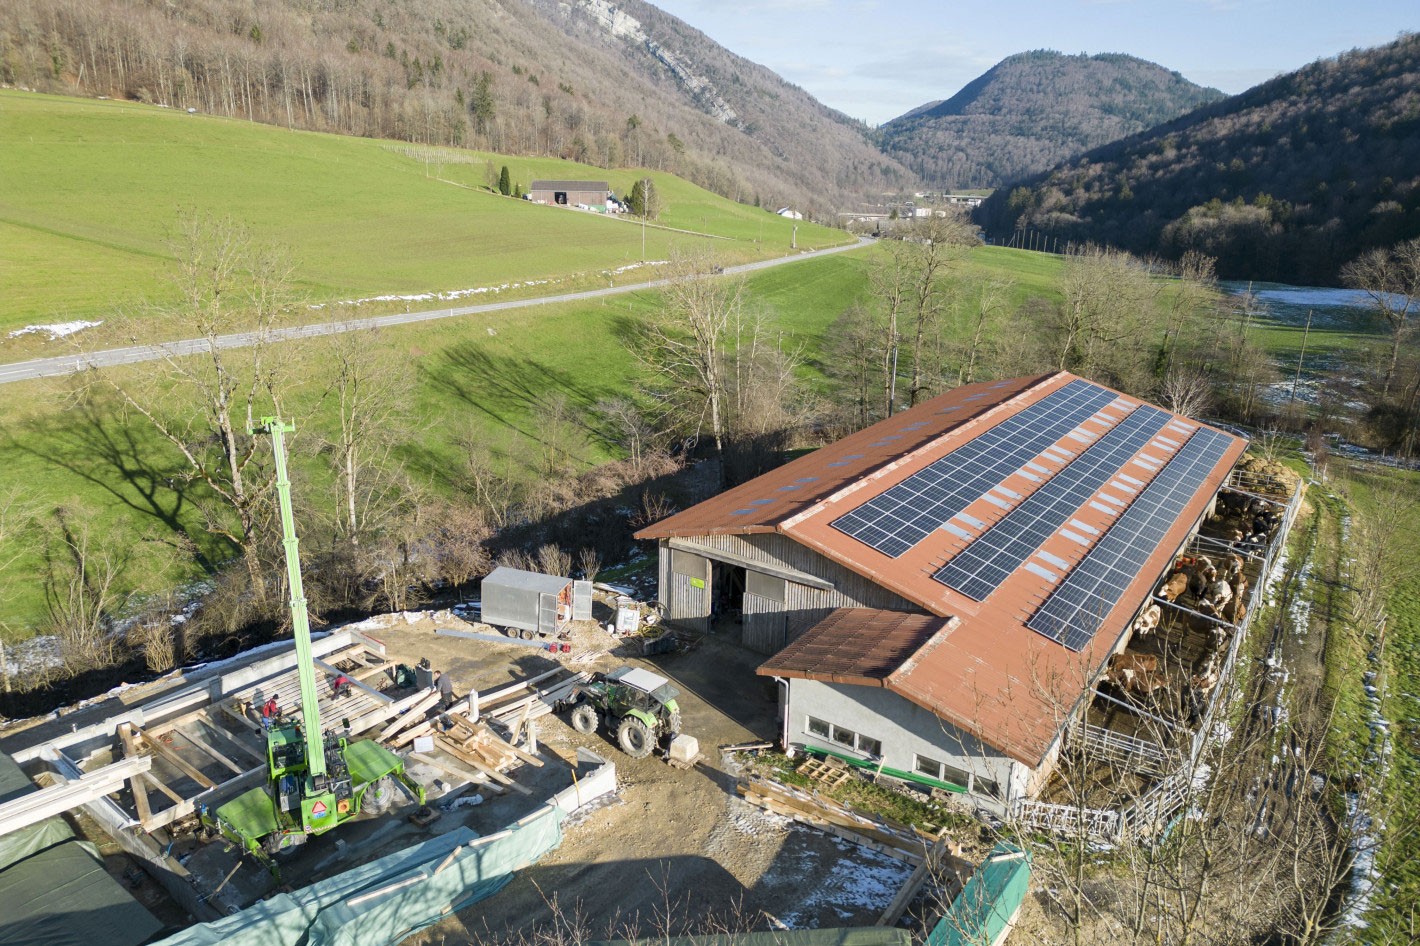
<box><xmin>1157</xmin><ymin>570</ymin><xmax>1189</xmax><ymax>602</ymax></box>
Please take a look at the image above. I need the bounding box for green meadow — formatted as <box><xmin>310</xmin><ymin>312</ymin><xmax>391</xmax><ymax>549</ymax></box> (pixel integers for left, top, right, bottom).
<box><xmin>0</xmin><ymin>91</ymin><xmax>843</xmax><ymax>346</ymax></box>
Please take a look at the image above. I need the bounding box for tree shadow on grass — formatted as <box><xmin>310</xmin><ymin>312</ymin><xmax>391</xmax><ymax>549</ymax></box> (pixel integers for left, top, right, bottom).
<box><xmin>0</xmin><ymin>390</ymin><xmax>229</xmax><ymax>571</ymax></box>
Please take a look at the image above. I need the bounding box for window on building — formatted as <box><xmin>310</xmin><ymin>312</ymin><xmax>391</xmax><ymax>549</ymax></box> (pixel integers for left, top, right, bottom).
<box><xmin>914</xmin><ymin>755</ymin><xmax>969</xmax><ymax>789</ymax></box>
<box><xmin>805</xmin><ymin>716</ymin><xmax>881</xmax><ymax>757</ymax></box>
<box><xmin>974</xmin><ymin>776</ymin><xmax>1002</xmax><ymax>799</ymax></box>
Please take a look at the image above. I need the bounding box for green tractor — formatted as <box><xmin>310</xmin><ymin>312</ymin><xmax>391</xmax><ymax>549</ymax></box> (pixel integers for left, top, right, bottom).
<box><xmin>568</xmin><ymin>666</ymin><xmax>682</xmax><ymax>758</ymax></box>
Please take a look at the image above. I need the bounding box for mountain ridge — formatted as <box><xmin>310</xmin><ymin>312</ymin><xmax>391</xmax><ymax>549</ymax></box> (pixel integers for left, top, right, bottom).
<box><xmin>973</xmin><ymin>34</ymin><xmax>1420</xmax><ymax>284</ymax></box>
<box><xmin>879</xmin><ymin>49</ymin><xmax>1225</xmax><ymax>190</ymax></box>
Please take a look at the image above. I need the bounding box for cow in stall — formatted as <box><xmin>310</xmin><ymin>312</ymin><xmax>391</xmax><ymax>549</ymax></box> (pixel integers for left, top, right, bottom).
<box><xmin>1198</xmin><ymin>579</ymin><xmax>1234</xmax><ymax>617</ymax></box>
<box><xmin>1104</xmin><ymin>652</ymin><xmax>1166</xmax><ymax>696</ymax></box>
<box><xmin>1157</xmin><ymin>569</ymin><xmax>1189</xmax><ymax>603</ymax></box>
<box><xmin>1130</xmin><ymin>603</ymin><xmax>1163</xmax><ymax>639</ymax></box>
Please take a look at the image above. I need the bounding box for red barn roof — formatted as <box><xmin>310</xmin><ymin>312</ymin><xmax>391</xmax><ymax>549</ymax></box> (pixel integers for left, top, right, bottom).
<box><xmin>640</xmin><ymin>372</ymin><xmax>1248</xmax><ymax>765</ymax></box>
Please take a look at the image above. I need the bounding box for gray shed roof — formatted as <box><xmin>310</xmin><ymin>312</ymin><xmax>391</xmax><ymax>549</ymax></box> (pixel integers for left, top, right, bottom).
<box><xmin>529</xmin><ymin>180</ymin><xmax>609</xmax><ymax>191</ymax></box>
<box><xmin>482</xmin><ymin>566</ymin><xmax>571</xmax><ymax>594</ymax></box>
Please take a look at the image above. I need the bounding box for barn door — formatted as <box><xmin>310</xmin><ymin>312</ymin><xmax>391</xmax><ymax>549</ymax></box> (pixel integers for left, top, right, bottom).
<box><xmin>742</xmin><ymin>571</ymin><xmax>788</xmax><ymax>654</ymax></box>
<box><xmin>669</xmin><ymin>549</ymin><xmax>711</xmax><ymax>633</ymax></box>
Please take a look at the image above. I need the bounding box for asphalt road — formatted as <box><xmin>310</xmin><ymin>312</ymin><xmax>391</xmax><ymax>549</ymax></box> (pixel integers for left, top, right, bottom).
<box><xmin>0</xmin><ymin>237</ymin><xmax>872</xmax><ymax>386</ymax></box>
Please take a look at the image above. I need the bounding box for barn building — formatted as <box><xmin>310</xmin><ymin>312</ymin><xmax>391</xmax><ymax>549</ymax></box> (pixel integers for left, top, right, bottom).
<box><xmin>635</xmin><ymin>372</ymin><xmax>1250</xmax><ymax>812</ymax></box>
<box><xmin>527</xmin><ymin>180</ymin><xmax>610</xmax><ymax>211</ymax></box>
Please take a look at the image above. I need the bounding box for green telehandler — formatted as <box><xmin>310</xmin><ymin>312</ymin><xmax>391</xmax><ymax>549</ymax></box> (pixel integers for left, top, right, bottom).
<box><xmin>202</xmin><ymin>418</ymin><xmax>424</xmax><ymax>874</ymax></box>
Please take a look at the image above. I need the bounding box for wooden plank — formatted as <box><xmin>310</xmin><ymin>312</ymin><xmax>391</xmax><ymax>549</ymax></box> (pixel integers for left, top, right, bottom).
<box><xmin>353</xmin><ymin>660</ymin><xmax>394</xmax><ymax>682</ymax></box>
<box><xmin>389</xmin><ymin>718</ymin><xmax>440</xmax><ymax>750</ymax></box>
<box><xmin>435</xmin><ymin>737</ymin><xmax>530</xmax><ymax>795</ymax></box>
<box><xmin>477</xmin><ymin>667</ymin><xmax>568</xmax><ymax>708</ymax></box>
<box><xmin>197</xmin><ymin>721</ymin><xmax>266</xmax><ymax>765</ymax></box>
<box><xmin>409</xmin><ymin>752</ymin><xmax>504</xmax><ymax>795</ymax></box>
<box><xmin>377</xmin><ymin>690</ymin><xmax>441</xmax><ymax>741</ymax></box>
<box><xmin>314</xmin><ymin>657</ymin><xmax>392</xmax><ymax>704</ymax></box>
<box><xmin>877</xmin><ymin>859</ymin><xmax>930</xmax><ymax>926</ymax></box>
<box><xmin>116</xmin><ymin>725</ymin><xmax>153</xmax><ymax>827</ymax></box>
<box><xmin>135</xmin><ymin>725</ymin><xmax>217</xmax><ymax>790</ymax></box>
<box><xmin>141</xmin><ymin>766</ymin><xmax>265</xmax><ymax>831</ymax></box>
<box><xmin>169</xmin><ymin>728</ymin><xmax>245</xmax><ymax>776</ymax></box>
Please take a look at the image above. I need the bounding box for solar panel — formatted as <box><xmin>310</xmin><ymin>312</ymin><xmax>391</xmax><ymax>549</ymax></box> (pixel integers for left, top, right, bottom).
<box><xmin>1027</xmin><ymin>427</ymin><xmax>1234</xmax><ymax>651</ymax></box>
<box><xmin>830</xmin><ymin>379</ymin><xmax>1119</xmax><ymax>557</ymax></box>
<box><xmin>932</xmin><ymin>405</ymin><xmax>1173</xmax><ymax>600</ymax></box>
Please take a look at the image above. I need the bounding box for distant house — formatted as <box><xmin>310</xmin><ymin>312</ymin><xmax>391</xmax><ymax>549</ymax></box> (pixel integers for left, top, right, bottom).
<box><xmin>776</xmin><ymin>207</ymin><xmax>803</xmax><ymax>220</ymax></box>
<box><xmin>528</xmin><ymin>180</ymin><xmax>610</xmax><ymax>211</ymax></box>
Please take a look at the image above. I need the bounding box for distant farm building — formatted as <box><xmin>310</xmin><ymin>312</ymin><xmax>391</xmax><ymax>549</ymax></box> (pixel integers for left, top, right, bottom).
<box><xmin>776</xmin><ymin>207</ymin><xmax>803</xmax><ymax>220</ymax></box>
<box><xmin>528</xmin><ymin>180</ymin><xmax>610</xmax><ymax>211</ymax></box>
<box><xmin>636</xmin><ymin>372</ymin><xmax>1280</xmax><ymax>816</ymax></box>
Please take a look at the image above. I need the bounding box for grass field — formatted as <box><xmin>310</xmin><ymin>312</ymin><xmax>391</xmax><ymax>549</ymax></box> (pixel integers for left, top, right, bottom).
<box><xmin>0</xmin><ymin>91</ymin><xmax>843</xmax><ymax>346</ymax></box>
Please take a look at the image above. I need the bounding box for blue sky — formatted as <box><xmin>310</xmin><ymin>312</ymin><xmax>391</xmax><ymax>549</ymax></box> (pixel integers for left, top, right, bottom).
<box><xmin>650</xmin><ymin>0</ymin><xmax>1416</xmax><ymax>124</ymax></box>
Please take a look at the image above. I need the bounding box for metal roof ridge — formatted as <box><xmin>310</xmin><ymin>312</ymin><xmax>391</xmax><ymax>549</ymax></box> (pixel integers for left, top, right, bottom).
<box><xmin>778</xmin><ymin>372</ymin><xmax>1067</xmax><ymax>532</ymax></box>
<box><xmin>885</xmin><ymin>615</ymin><xmax>961</xmax><ymax>684</ymax></box>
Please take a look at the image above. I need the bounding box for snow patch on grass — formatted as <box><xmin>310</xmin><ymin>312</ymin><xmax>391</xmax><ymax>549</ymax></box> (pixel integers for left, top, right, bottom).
<box><xmin>8</xmin><ymin>320</ymin><xmax>102</xmax><ymax>340</ymax></box>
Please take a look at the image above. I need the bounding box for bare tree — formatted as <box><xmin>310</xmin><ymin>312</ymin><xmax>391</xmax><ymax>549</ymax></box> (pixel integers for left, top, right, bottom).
<box><xmin>1159</xmin><ymin>368</ymin><xmax>1213</xmax><ymax>419</ymax></box>
<box><xmin>1341</xmin><ymin>238</ymin><xmax>1420</xmax><ymax>397</ymax></box>
<box><xmin>953</xmin><ymin>275</ymin><xmax>1014</xmax><ymax>385</ymax></box>
<box><xmin>316</xmin><ymin>325</ymin><xmax>417</xmax><ymax>547</ymax></box>
<box><xmin>95</xmin><ymin>213</ymin><xmax>292</xmax><ymax>594</ymax></box>
<box><xmin>634</xmin><ymin>249</ymin><xmax>744</xmax><ymax>475</ymax></box>
<box><xmin>41</xmin><ymin>504</ymin><xmax>129</xmax><ymax>670</ymax></box>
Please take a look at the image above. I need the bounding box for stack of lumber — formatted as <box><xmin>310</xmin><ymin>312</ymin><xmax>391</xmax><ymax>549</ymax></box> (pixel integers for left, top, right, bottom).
<box><xmin>429</xmin><ymin>716</ymin><xmax>543</xmax><ymax>796</ymax></box>
<box><xmin>738</xmin><ymin>777</ymin><xmax>941</xmax><ymax>865</ymax></box>
<box><xmin>484</xmin><ymin>671</ymin><xmax>588</xmax><ymax>730</ymax></box>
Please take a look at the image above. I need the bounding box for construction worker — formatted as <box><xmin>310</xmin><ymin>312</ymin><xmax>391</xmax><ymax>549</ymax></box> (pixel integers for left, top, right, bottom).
<box><xmin>331</xmin><ymin>672</ymin><xmax>353</xmax><ymax>699</ymax></box>
<box><xmin>435</xmin><ymin>670</ymin><xmax>455</xmax><ymax>710</ymax></box>
<box><xmin>261</xmin><ymin>697</ymin><xmax>280</xmax><ymax>729</ymax></box>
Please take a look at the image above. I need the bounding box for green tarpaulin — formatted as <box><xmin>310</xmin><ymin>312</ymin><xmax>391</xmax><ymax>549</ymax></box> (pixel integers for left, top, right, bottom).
<box><xmin>154</xmin><ymin>802</ymin><xmax>566</xmax><ymax>946</ymax></box>
<box><xmin>596</xmin><ymin>930</ymin><xmax>914</xmax><ymax>946</ymax></box>
<box><xmin>927</xmin><ymin>843</ymin><xmax>1032</xmax><ymax>946</ymax></box>
<box><xmin>0</xmin><ymin>751</ymin><xmax>164</xmax><ymax>946</ymax></box>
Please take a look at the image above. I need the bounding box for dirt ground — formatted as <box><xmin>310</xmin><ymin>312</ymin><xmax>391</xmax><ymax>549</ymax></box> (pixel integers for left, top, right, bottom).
<box><xmin>367</xmin><ymin>611</ymin><xmax>918</xmax><ymax>943</ymax></box>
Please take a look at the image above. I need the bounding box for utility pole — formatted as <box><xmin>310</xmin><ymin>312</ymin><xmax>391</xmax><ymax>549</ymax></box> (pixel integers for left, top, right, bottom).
<box><xmin>1290</xmin><ymin>309</ymin><xmax>1313</xmax><ymax>405</ymax></box>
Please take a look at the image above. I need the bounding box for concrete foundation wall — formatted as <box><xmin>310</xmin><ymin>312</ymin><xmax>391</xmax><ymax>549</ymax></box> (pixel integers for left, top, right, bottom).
<box><xmin>782</xmin><ymin>679</ymin><xmax>1025</xmax><ymax>814</ymax></box>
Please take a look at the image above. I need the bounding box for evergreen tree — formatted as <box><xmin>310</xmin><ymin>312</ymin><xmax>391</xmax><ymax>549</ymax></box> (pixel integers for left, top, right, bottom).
<box><xmin>628</xmin><ymin>178</ymin><xmax>661</xmax><ymax>220</ymax></box>
<box><xmin>498</xmin><ymin>165</ymin><xmax>511</xmax><ymax>196</ymax></box>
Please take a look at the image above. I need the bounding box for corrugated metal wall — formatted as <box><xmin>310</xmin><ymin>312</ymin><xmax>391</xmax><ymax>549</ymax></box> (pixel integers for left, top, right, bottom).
<box><xmin>661</xmin><ymin>533</ymin><xmax>924</xmax><ymax>653</ymax></box>
<box><xmin>666</xmin><ymin>546</ymin><xmax>711</xmax><ymax>633</ymax></box>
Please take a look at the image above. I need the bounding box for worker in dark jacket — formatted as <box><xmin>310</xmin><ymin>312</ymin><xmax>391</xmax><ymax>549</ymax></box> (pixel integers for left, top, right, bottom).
<box><xmin>435</xmin><ymin>670</ymin><xmax>455</xmax><ymax>710</ymax></box>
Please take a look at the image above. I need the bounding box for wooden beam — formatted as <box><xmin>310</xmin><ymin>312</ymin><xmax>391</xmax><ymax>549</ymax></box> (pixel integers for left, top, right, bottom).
<box><xmin>168</xmin><ymin>728</ymin><xmax>245</xmax><ymax>776</ymax></box>
<box><xmin>314</xmin><ymin>657</ymin><xmax>392</xmax><ymax>704</ymax></box>
<box><xmin>196</xmin><ymin>720</ymin><xmax>265</xmax><ymax>765</ymax></box>
<box><xmin>376</xmin><ymin>690</ymin><xmax>441</xmax><ymax>742</ymax></box>
<box><xmin>116</xmin><ymin>724</ymin><xmax>153</xmax><ymax>827</ymax></box>
<box><xmin>0</xmin><ymin>757</ymin><xmax>152</xmax><ymax>837</ymax></box>
<box><xmin>435</xmin><ymin>737</ymin><xmax>530</xmax><ymax>795</ymax></box>
<box><xmin>141</xmin><ymin>766</ymin><xmax>266</xmax><ymax>832</ymax></box>
<box><xmin>135</xmin><ymin>725</ymin><xmax>217</xmax><ymax>790</ymax></box>
<box><xmin>409</xmin><ymin>752</ymin><xmax>504</xmax><ymax>794</ymax></box>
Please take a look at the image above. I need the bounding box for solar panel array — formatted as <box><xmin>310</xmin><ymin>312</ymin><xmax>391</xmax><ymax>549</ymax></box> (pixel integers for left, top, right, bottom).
<box><xmin>1026</xmin><ymin>427</ymin><xmax>1234</xmax><ymax>651</ymax></box>
<box><xmin>933</xmin><ymin>405</ymin><xmax>1172</xmax><ymax>600</ymax></box>
<box><xmin>830</xmin><ymin>379</ymin><xmax>1118</xmax><ymax>556</ymax></box>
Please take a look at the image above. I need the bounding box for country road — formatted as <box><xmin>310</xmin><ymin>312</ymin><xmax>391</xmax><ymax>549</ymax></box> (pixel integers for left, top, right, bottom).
<box><xmin>0</xmin><ymin>237</ymin><xmax>872</xmax><ymax>386</ymax></box>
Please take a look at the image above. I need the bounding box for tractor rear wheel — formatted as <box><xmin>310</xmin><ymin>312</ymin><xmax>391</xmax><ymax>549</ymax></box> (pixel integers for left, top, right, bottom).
<box><xmin>571</xmin><ymin>704</ymin><xmax>599</xmax><ymax>735</ymax></box>
<box><xmin>665</xmin><ymin>709</ymin><xmax>682</xmax><ymax>735</ymax></box>
<box><xmin>617</xmin><ymin>716</ymin><xmax>653</xmax><ymax>758</ymax></box>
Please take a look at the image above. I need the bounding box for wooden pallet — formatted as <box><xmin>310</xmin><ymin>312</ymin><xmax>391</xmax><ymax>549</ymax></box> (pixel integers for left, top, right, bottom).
<box><xmin>796</xmin><ymin>755</ymin><xmax>854</xmax><ymax>789</ymax></box>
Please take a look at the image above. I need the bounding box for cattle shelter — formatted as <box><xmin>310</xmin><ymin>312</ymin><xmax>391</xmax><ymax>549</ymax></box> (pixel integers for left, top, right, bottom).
<box><xmin>635</xmin><ymin>372</ymin><xmax>1254</xmax><ymax>812</ymax></box>
<box><xmin>528</xmin><ymin>180</ymin><xmax>610</xmax><ymax>210</ymax></box>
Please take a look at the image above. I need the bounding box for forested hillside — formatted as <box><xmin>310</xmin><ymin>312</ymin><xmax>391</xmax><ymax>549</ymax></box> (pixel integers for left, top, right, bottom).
<box><xmin>0</xmin><ymin>0</ymin><xmax>912</xmax><ymax>216</ymax></box>
<box><xmin>976</xmin><ymin>35</ymin><xmax>1420</xmax><ymax>284</ymax></box>
<box><xmin>879</xmin><ymin>50</ymin><xmax>1222</xmax><ymax>190</ymax></box>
